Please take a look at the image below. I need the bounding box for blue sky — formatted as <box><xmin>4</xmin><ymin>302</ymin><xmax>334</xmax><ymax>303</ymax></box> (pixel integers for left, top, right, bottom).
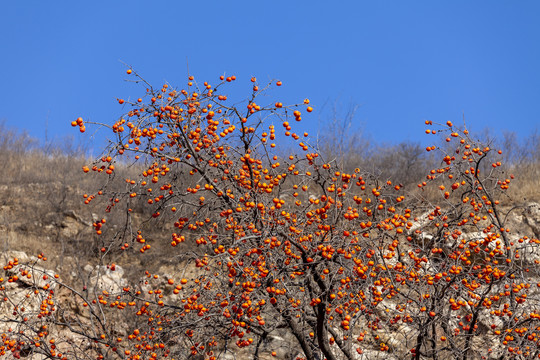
<box><xmin>1</xmin><ymin>1</ymin><xmax>539</xmax><ymax>150</ymax></box>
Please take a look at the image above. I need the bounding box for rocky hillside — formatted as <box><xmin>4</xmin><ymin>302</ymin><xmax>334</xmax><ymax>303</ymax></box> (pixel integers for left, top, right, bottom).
<box><xmin>0</xmin><ymin>126</ymin><xmax>539</xmax><ymax>359</ymax></box>
<box><xmin>1</xmin><ymin>168</ymin><xmax>540</xmax><ymax>359</ymax></box>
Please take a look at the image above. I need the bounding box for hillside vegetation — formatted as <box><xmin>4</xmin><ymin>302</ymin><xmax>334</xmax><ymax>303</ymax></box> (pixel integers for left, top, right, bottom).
<box><xmin>0</xmin><ymin>76</ymin><xmax>539</xmax><ymax>360</ymax></box>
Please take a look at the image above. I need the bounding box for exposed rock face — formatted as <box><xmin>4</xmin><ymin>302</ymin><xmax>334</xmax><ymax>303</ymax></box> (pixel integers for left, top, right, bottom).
<box><xmin>523</xmin><ymin>202</ymin><xmax>540</xmax><ymax>238</ymax></box>
<box><xmin>84</xmin><ymin>264</ymin><xmax>127</xmax><ymax>294</ymax></box>
<box><xmin>0</xmin><ymin>252</ymin><xmax>60</xmax><ymax>360</ymax></box>
<box><xmin>357</xmin><ymin>349</ymin><xmax>399</xmax><ymax>360</ymax></box>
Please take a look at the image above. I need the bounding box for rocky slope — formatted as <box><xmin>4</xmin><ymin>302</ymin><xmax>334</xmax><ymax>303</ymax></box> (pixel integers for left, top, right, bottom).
<box><xmin>1</xmin><ymin>178</ymin><xmax>540</xmax><ymax>359</ymax></box>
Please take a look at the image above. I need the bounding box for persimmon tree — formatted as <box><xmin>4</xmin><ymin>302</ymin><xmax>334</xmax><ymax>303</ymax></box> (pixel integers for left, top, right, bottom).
<box><xmin>2</xmin><ymin>70</ymin><xmax>540</xmax><ymax>360</ymax></box>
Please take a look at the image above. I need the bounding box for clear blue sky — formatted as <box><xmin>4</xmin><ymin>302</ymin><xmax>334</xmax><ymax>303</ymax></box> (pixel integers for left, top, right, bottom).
<box><xmin>1</xmin><ymin>1</ymin><xmax>539</xmax><ymax>150</ymax></box>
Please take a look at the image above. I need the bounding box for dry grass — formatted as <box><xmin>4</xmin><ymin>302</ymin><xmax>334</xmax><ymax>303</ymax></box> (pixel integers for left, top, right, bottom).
<box><xmin>317</xmin><ymin>118</ymin><xmax>540</xmax><ymax>204</ymax></box>
<box><xmin>0</xmin><ymin>122</ymin><xmax>537</xmax><ymax>285</ymax></box>
<box><xmin>0</xmin><ymin>123</ymin><xmax>197</xmax><ymax>288</ymax></box>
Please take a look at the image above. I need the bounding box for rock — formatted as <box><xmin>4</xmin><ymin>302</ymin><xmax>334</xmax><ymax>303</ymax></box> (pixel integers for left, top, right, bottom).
<box><xmin>357</xmin><ymin>348</ymin><xmax>399</xmax><ymax>360</ymax></box>
<box><xmin>0</xmin><ymin>251</ymin><xmax>56</xmax><ymax>289</ymax></box>
<box><xmin>1</xmin><ymin>250</ymin><xmax>31</xmax><ymax>263</ymax></box>
<box><xmin>60</xmin><ymin>215</ymin><xmax>82</xmax><ymax>238</ymax></box>
<box><xmin>63</xmin><ymin>210</ymin><xmax>92</xmax><ymax>226</ymax></box>
<box><xmin>523</xmin><ymin>202</ymin><xmax>540</xmax><ymax>238</ymax></box>
<box><xmin>477</xmin><ymin>309</ymin><xmax>504</xmax><ymax>330</ymax></box>
<box><xmin>88</xmin><ymin>264</ymin><xmax>127</xmax><ymax>294</ymax></box>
